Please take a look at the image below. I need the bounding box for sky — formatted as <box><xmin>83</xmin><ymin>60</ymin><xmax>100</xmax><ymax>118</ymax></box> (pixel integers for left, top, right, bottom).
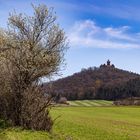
<box><xmin>0</xmin><ymin>0</ymin><xmax>140</xmax><ymax>79</ymax></box>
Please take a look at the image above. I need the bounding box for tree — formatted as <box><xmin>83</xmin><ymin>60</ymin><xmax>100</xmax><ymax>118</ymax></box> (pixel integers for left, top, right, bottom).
<box><xmin>0</xmin><ymin>4</ymin><xmax>67</xmax><ymax>131</ymax></box>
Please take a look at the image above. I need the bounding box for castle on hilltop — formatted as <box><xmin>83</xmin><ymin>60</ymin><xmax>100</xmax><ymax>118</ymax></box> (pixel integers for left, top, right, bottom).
<box><xmin>100</xmin><ymin>60</ymin><xmax>115</xmax><ymax>68</ymax></box>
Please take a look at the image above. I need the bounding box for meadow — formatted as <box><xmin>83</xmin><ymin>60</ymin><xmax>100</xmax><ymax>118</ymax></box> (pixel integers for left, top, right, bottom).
<box><xmin>0</xmin><ymin>100</ymin><xmax>140</xmax><ymax>140</ymax></box>
<box><xmin>68</xmin><ymin>100</ymin><xmax>113</xmax><ymax>107</ymax></box>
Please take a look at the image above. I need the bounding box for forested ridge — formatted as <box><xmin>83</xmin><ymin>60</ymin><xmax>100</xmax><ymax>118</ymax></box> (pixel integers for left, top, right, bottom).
<box><xmin>44</xmin><ymin>62</ymin><xmax>140</xmax><ymax>101</ymax></box>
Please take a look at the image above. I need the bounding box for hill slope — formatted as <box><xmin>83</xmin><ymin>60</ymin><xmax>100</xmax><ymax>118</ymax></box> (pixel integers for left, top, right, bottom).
<box><xmin>44</xmin><ymin>61</ymin><xmax>140</xmax><ymax>100</ymax></box>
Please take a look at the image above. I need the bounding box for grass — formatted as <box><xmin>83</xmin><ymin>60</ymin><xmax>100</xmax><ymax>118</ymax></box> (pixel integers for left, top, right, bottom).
<box><xmin>0</xmin><ymin>100</ymin><xmax>140</xmax><ymax>140</ymax></box>
<box><xmin>0</xmin><ymin>128</ymin><xmax>51</xmax><ymax>140</ymax></box>
<box><xmin>52</xmin><ymin>106</ymin><xmax>140</xmax><ymax>140</ymax></box>
<box><xmin>68</xmin><ymin>100</ymin><xmax>113</xmax><ymax>107</ymax></box>
<box><xmin>0</xmin><ymin>127</ymin><xmax>67</xmax><ymax>140</ymax></box>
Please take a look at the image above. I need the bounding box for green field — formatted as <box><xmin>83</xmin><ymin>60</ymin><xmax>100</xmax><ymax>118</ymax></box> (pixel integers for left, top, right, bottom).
<box><xmin>68</xmin><ymin>100</ymin><xmax>113</xmax><ymax>107</ymax></box>
<box><xmin>0</xmin><ymin>101</ymin><xmax>140</xmax><ymax>140</ymax></box>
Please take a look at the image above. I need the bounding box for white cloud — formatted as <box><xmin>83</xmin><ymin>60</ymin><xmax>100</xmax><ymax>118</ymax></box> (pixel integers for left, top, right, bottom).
<box><xmin>68</xmin><ymin>20</ymin><xmax>140</xmax><ymax>49</ymax></box>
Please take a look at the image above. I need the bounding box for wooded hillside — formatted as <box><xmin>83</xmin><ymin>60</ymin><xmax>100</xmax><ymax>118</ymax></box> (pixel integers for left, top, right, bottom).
<box><xmin>44</xmin><ymin>61</ymin><xmax>140</xmax><ymax>101</ymax></box>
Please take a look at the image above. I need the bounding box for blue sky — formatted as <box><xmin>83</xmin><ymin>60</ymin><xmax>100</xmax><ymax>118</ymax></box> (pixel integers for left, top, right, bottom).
<box><xmin>0</xmin><ymin>0</ymin><xmax>140</xmax><ymax>79</ymax></box>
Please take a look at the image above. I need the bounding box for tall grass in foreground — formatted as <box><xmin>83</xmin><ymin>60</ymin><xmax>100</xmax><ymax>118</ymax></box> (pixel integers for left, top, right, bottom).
<box><xmin>0</xmin><ymin>105</ymin><xmax>140</xmax><ymax>140</ymax></box>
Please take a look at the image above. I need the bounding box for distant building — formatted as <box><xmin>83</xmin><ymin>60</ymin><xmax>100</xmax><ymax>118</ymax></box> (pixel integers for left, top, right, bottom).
<box><xmin>100</xmin><ymin>60</ymin><xmax>115</xmax><ymax>68</ymax></box>
<box><xmin>107</xmin><ymin>59</ymin><xmax>111</xmax><ymax>66</ymax></box>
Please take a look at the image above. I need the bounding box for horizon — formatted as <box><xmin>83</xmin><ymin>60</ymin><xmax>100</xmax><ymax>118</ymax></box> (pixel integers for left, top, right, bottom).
<box><xmin>48</xmin><ymin>59</ymin><xmax>140</xmax><ymax>82</ymax></box>
<box><xmin>0</xmin><ymin>0</ymin><xmax>140</xmax><ymax>80</ymax></box>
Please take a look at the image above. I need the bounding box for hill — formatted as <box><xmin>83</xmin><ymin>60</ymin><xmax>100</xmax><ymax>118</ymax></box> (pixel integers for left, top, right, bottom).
<box><xmin>44</xmin><ymin>60</ymin><xmax>140</xmax><ymax>101</ymax></box>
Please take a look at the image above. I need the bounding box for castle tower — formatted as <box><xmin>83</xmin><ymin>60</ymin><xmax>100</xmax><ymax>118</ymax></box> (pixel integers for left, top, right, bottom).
<box><xmin>100</xmin><ymin>60</ymin><xmax>115</xmax><ymax>68</ymax></box>
<box><xmin>107</xmin><ymin>60</ymin><xmax>111</xmax><ymax>66</ymax></box>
